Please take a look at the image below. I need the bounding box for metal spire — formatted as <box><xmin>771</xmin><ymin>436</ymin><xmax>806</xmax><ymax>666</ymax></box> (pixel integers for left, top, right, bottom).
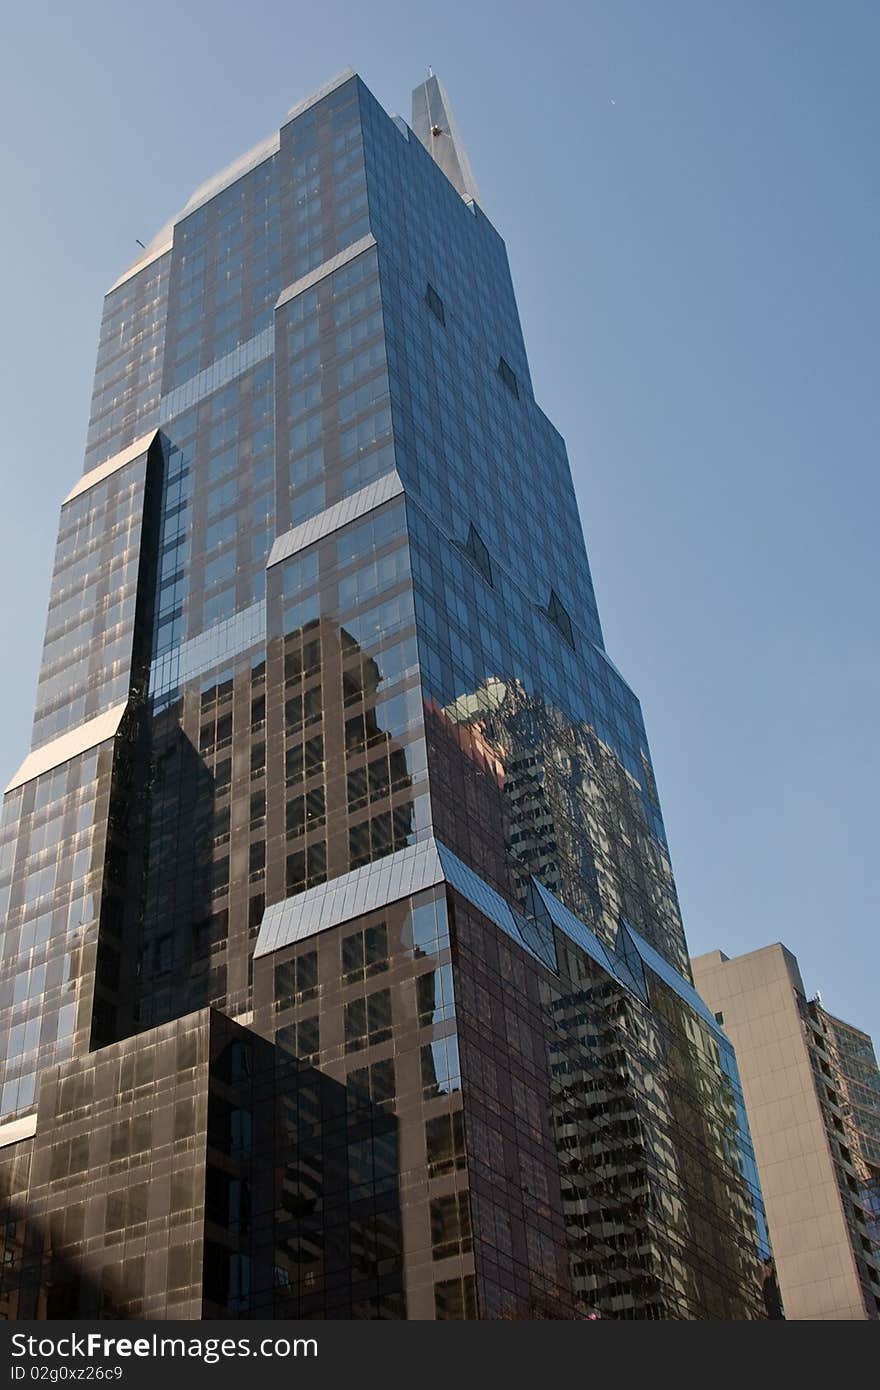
<box><xmin>411</xmin><ymin>73</ymin><xmax>481</xmax><ymax>205</ymax></box>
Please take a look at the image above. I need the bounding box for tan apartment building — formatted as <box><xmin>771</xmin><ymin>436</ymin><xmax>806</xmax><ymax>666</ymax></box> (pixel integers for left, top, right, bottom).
<box><xmin>692</xmin><ymin>944</ymin><xmax>880</xmax><ymax>1320</ymax></box>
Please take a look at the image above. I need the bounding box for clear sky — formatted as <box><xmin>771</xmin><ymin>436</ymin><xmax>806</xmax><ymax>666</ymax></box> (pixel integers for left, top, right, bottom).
<box><xmin>1</xmin><ymin>1</ymin><xmax>877</xmax><ymax>1039</ymax></box>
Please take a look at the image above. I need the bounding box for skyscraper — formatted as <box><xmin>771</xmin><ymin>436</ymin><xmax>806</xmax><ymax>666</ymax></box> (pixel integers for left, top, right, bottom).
<box><xmin>0</xmin><ymin>69</ymin><xmax>773</xmax><ymax>1320</ymax></box>
<box><xmin>693</xmin><ymin>944</ymin><xmax>880</xmax><ymax>1319</ymax></box>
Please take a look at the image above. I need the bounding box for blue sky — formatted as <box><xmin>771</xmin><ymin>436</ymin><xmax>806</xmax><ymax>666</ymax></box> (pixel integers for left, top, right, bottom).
<box><xmin>1</xmin><ymin>0</ymin><xmax>877</xmax><ymax>1037</ymax></box>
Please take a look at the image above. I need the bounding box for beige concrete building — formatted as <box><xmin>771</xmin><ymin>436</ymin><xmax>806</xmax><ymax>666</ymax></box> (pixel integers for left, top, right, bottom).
<box><xmin>692</xmin><ymin>944</ymin><xmax>880</xmax><ymax>1320</ymax></box>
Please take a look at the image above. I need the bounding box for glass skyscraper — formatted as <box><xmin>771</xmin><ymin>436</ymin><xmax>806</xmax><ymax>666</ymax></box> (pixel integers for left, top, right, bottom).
<box><xmin>0</xmin><ymin>70</ymin><xmax>775</xmax><ymax>1320</ymax></box>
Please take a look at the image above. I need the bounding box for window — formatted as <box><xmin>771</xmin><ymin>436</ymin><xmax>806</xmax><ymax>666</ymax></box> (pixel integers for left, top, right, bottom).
<box><xmin>342</xmin><ymin>923</ymin><xmax>389</xmax><ymax>983</ymax></box>
<box><xmin>289</xmin><ymin>446</ymin><xmax>323</xmax><ymax>490</ymax></box>
<box><xmin>204</xmin><ymin>586</ymin><xmax>236</xmax><ymax>627</ymax></box>
<box><xmin>212</xmin><ymin>857</ymin><xmax>229</xmax><ymax>896</ymax></box>
<box><xmin>347</xmin><ymin>767</ymin><xmax>368</xmax><ymax>812</ymax></box>
<box><xmin>416</xmin><ymin>964</ymin><xmax>455</xmax><ymax>1026</ymax></box>
<box><xmin>430</xmin><ymin>1192</ymin><xmax>471</xmax><ymax>1260</ymax></box>
<box><xmin>348</xmin><ymin>819</ymin><xmax>370</xmax><ymax>867</ymax></box>
<box><xmin>194</xmin><ymin>910</ymin><xmax>227</xmax><ymax>958</ymax></box>
<box><xmin>305</xmin><ymin>787</ymin><xmax>325</xmax><ymax>827</ymax></box>
<box><xmin>497</xmin><ymin>356</ymin><xmax>519</xmax><ymax>398</ymax></box>
<box><xmin>461</xmin><ymin>523</ymin><xmax>493</xmax><ymax>586</ymax></box>
<box><xmin>337</xmin><ymin>339</ymin><xmax>385</xmax><ymax>390</ymax></box>
<box><xmin>207</xmin><ymin>477</ymin><xmax>238</xmax><ymax>517</ymax></box>
<box><xmin>284</xmin><ymin>633</ymin><xmax>322</xmax><ymax>683</ymax></box>
<box><xmin>290</xmin><ymin>381</ymin><xmax>322</xmax><ymax>416</ymax></box>
<box><xmin>546</xmin><ymin>588</ymin><xmax>575</xmax><ymax>649</ymax></box>
<box><xmin>345</xmin><ymin>713</ymin><xmax>366</xmax><ymax>756</ymax></box>
<box><xmin>207</xmin><ymin>444</ymin><xmax>238</xmax><ymax>482</ymax></box>
<box><xmin>304</xmin><ymin>735</ymin><xmax>324</xmax><ymax>775</ymax></box>
<box><xmin>341</xmin><ymin>441</ymin><xmax>396</xmax><ymax>494</ymax></box>
<box><xmin>344</xmin><ymin>988</ymin><xmax>392</xmax><ymax>1052</ymax></box>
<box><xmin>426</xmin><ymin>1111</ymin><xmax>465</xmax><ymax>1177</ymax></box>
<box><xmin>276</xmin><ymin>1016</ymin><xmax>319</xmax><ymax>1061</ymax></box>
<box><xmin>348</xmin><ymin>1130</ymin><xmax>399</xmax><ymax>1198</ymax></box>
<box><xmin>338</xmin><ymin>547</ymin><xmax>409</xmax><ymax>610</ymax></box>
<box><xmin>338</xmin><ymin>376</ymin><xmax>388</xmax><ymax>424</ymax></box>
<box><xmin>286</xmin><ymin>796</ymin><xmax>306</xmax><ymax>840</ymax></box>
<box><xmin>274</xmin><ymin>951</ymin><xmax>318</xmax><ymax>1010</ymax></box>
<box><xmin>336</xmin><ymin>501</ymin><xmax>405</xmax><ymax>568</ymax></box>
<box><xmin>213</xmin><ymin>806</ymin><xmax>230</xmax><ymax>845</ymax></box>
<box><xmin>286</xmin><ymin>850</ymin><xmax>305</xmax><ymax>891</ymax></box>
<box><xmin>347</xmin><ymin>1058</ymin><xmax>396</xmax><ymax>1112</ymax></box>
<box><xmin>283</xmin><ymin>745</ymin><xmax>301</xmax><ymax>786</ymax></box>
<box><xmin>248</xmin><ymin>840</ymin><xmax>265</xmax><ymax>878</ymax></box>
<box><xmin>421</xmin><ymin>1035</ymin><xmax>460</xmax><ymax>1099</ymax></box>
<box><xmin>425</xmin><ymin>283</ymin><xmax>446</xmax><ymax>326</ymax></box>
<box><xmin>304</xmin><ymin>686</ymin><xmax>322</xmax><ymax>725</ymax></box>
<box><xmin>285</xmin><ymin>694</ymin><xmax>304</xmax><ymax>736</ymax></box>
<box><xmin>410</xmin><ymin>893</ymin><xmax>450</xmax><ymax>956</ymax></box>
<box><xmin>435</xmin><ymin>1275</ymin><xmax>476</xmax><ymax>1320</ymax></box>
<box><xmin>205</xmin><ymin>549</ymin><xmax>236</xmax><ymax>588</ymax></box>
<box><xmin>290</xmin><ymin>479</ymin><xmax>325</xmax><ymax>523</ymax></box>
<box><xmin>339</xmin><ymin>405</ymin><xmax>392</xmax><ymax>459</ymax></box>
<box><xmin>206</xmin><ymin>514</ymin><xmax>237</xmax><ymax>550</ymax></box>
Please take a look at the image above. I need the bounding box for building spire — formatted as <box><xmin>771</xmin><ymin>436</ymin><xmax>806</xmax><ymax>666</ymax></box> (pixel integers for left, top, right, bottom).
<box><xmin>411</xmin><ymin>73</ymin><xmax>481</xmax><ymax>205</ymax></box>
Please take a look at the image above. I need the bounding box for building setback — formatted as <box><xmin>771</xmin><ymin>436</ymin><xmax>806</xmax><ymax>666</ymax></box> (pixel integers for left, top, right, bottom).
<box><xmin>1</xmin><ymin>70</ymin><xmax>774</xmax><ymax>1319</ymax></box>
<box><xmin>692</xmin><ymin>944</ymin><xmax>880</xmax><ymax>1319</ymax></box>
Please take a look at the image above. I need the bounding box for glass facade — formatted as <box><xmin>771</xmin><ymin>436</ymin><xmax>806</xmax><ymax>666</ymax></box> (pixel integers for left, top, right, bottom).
<box><xmin>0</xmin><ymin>68</ymin><xmax>774</xmax><ymax>1318</ymax></box>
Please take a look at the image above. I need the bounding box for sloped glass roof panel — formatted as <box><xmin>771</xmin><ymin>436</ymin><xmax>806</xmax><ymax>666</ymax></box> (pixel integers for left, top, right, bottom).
<box><xmin>254</xmin><ymin>839</ymin><xmax>444</xmax><ymax>957</ymax></box>
<box><xmin>624</xmin><ymin>922</ymin><xmax>724</xmax><ymax>1037</ymax></box>
<box><xmin>529</xmin><ymin>878</ymin><xmax>617</xmax><ymax>976</ymax></box>
<box><xmin>436</xmin><ymin>844</ymin><xmax>549</xmax><ymax>969</ymax></box>
<box><xmin>515</xmin><ymin>909</ymin><xmax>558</xmax><ymax>972</ymax></box>
<box><xmin>267</xmin><ymin>471</ymin><xmax>404</xmax><ymax>569</ymax></box>
<box><xmin>613</xmin><ymin>922</ymin><xmax>649</xmax><ymax>1003</ymax></box>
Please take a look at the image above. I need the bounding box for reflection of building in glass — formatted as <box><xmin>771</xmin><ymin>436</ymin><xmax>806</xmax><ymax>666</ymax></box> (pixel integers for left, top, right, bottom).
<box><xmin>1</xmin><ymin>69</ymin><xmax>773</xmax><ymax>1318</ymax></box>
<box><xmin>693</xmin><ymin>944</ymin><xmax>880</xmax><ymax>1319</ymax></box>
<box><xmin>435</xmin><ymin>677</ymin><xmax>687</xmax><ymax>972</ymax></box>
<box><xmin>0</xmin><ymin>1009</ymin><xmax>404</xmax><ymax>1318</ymax></box>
